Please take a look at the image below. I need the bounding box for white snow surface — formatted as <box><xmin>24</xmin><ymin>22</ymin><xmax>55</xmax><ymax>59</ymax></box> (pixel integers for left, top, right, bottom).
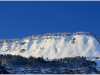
<box><xmin>93</xmin><ymin>59</ymin><xmax>100</xmax><ymax>71</ymax></box>
<box><xmin>95</xmin><ymin>59</ymin><xmax>100</xmax><ymax>67</ymax></box>
<box><xmin>0</xmin><ymin>33</ymin><xmax>100</xmax><ymax>59</ymax></box>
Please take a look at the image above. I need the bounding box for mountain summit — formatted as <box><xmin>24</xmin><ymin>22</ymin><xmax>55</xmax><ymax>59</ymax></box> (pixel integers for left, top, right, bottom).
<box><xmin>0</xmin><ymin>32</ymin><xmax>100</xmax><ymax>59</ymax></box>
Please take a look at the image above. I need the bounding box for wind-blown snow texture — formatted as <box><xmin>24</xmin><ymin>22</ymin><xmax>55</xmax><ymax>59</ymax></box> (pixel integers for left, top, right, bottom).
<box><xmin>0</xmin><ymin>32</ymin><xmax>100</xmax><ymax>59</ymax></box>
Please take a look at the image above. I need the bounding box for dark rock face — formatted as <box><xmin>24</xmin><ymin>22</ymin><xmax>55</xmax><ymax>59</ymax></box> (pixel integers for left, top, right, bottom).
<box><xmin>71</xmin><ymin>38</ymin><xmax>76</xmax><ymax>44</ymax></box>
<box><xmin>20</xmin><ymin>49</ymin><xmax>26</xmax><ymax>53</ymax></box>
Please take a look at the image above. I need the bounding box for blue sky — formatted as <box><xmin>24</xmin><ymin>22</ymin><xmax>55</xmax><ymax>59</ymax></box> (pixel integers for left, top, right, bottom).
<box><xmin>0</xmin><ymin>1</ymin><xmax>100</xmax><ymax>39</ymax></box>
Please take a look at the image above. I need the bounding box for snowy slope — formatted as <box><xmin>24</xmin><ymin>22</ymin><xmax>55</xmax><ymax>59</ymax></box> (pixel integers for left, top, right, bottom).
<box><xmin>0</xmin><ymin>32</ymin><xmax>100</xmax><ymax>59</ymax></box>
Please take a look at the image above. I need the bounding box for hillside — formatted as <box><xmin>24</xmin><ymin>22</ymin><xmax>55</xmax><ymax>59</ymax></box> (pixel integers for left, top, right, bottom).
<box><xmin>0</xmin><ymin>32</ymin><xmax>100</xmax><ymax>59</ymax></box>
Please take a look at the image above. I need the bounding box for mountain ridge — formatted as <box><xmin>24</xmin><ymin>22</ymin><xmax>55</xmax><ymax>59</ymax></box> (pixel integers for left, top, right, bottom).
<box><xmin>0</xmin><ymin>31</ymin><xmax>99</xmax><ymax>42</ymax></box>
<box><xmin>0</xmin><ymin>31</ymin><xmax>100</xmax><ymax>59</ymax></box>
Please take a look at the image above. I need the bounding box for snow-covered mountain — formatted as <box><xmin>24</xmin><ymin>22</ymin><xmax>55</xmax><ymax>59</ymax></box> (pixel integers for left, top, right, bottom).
<box><xmin>0</xmin><ymin>32</ymin><xmax>100</xmax><ymax>59</ymax></box>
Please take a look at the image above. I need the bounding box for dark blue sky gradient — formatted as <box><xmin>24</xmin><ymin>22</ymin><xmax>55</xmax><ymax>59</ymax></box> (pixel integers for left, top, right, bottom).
<box><xmin>0</xmin><ymin>1</ymin><xmax>100</xmax><ymax>39</ymax></box>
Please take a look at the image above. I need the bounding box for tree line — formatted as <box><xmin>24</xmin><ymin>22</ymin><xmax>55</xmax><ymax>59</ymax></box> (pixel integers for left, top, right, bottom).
<box><xmin>0</xmin><ymin>54</ymin><xmax>97</xmax><ymax>69</ymax></box>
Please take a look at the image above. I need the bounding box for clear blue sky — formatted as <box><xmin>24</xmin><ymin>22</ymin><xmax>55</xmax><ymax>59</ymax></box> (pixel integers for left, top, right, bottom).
<box><xmin>0</xmin><ymin>1</ymin><xmax>100</xmax><ymax>39</ymax></box>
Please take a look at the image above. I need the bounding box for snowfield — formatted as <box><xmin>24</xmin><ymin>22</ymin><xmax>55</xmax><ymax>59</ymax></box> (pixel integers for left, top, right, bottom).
<box><xmin>0</xmin><ymin>32</ymin><xmax>100</xmax><ymax>59</ymax></box>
